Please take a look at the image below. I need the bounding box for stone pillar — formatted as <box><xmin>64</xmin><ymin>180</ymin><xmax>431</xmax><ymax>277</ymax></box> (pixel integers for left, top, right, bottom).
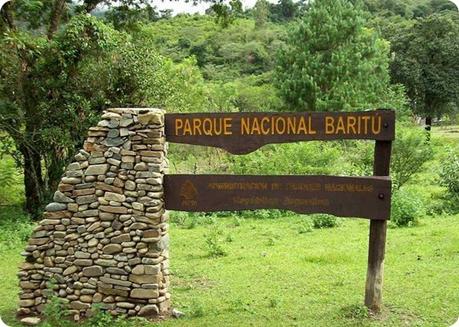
<box><xmin>17</xmin><ymin>108</ymin><xmax>170</xmax><ymax>321</ymax></box>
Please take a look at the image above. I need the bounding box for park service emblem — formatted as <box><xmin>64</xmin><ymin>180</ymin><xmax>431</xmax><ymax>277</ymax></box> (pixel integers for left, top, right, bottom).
<box><xmin>179</xmin><ymin>180</ymin><xmax>198</xmax><ymax>208</ymax></box>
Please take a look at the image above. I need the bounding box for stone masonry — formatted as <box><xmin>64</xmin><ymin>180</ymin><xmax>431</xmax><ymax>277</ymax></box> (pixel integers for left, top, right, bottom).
<box><xmin>17</xmin><ymin>108</ymin><xmax>170</xmax><ymax>321</ymax></box>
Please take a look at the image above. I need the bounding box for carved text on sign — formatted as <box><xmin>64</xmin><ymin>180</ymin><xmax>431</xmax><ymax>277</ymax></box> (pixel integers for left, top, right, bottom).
<box><xmin>165</xmin><ymin>110</ymin><xmax>395</xmax><ymax>154</ymax></box>
<box><xmin>164</xmin><ymin>175</ymin><xmax>391</xmax><ymax>220</ymax></box>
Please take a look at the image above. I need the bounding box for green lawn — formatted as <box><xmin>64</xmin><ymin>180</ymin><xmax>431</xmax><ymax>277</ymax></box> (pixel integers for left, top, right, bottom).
<box><xmin>432</xmin><ymin>125</ymin><xmax>459</xmax><ymax>140</ymax></box>
<box><xmin>1</xmin><ymin>213</ymin><xmax>458</xmax><ymax>327</ymax></box>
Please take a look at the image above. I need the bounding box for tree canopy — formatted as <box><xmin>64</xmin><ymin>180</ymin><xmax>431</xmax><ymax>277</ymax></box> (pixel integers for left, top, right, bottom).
<box><xmin>275</xmin><ymin>0</ymin><xmax>404</xmax><ymax>111</ymax></box>
<box><xmin>390</xmin><ymin>12</ymin><xmax>459</xmax><ymax>120</ymax></box>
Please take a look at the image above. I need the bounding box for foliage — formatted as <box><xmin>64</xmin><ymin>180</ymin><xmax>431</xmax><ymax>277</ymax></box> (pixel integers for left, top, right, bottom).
<box><xmin>439</xmin><ymin>147</ymin><xmax>459</xmax><ymax>197</ymax></box>
<box><xmin>275</xmin><ymin>0</ymin><xmax>405</xmax><ymax>111</ymax></box>
<box><xmin>0</xmin><ymin>154</ymin><xmax>24</xmax><ymax>205</ymax></box>
<box><xmin>204</xmin><ymin>226</ymin><xmax>227</xmax><ymax>257</ymax></box>
<box><xmin>253</xmin><ymin>0</ymin><xmax>270</xmax><ymax>28</ymax></box>
<box><xmin>136</xmin><ymin>16</ymin><xmax>287</xmax><ymax>81</ymax></box>
<box><xmin>0</xmin><ymin>12</ymin><xmax>209</xmax><ymax>216</ymax></box>
<box><xmin>0</xmin><ymin>206</ymin><xmax>34</xmax><ymax>252</ymax></box>
<box><xmin>390</xmin><ymin>12</ymin><xmax>459</xmax><ymax>119</ymax></box>
<box><xmin>390</xmin><ymin>125</ymin><xmax>432</xmax><ymax>189</ymax></box>
<box><xmin>105</xmin><ymin>4</ymin><xmax>160</xmax><ymax>30</ymax></box>
<box><xmin>390</xmin><ymin>188</ymin><xmax>424</xmax><ymax>227</ymax></box>
<box><xmin>230</xmin><ymin>142</ymin><xmax>348</xmax><ymax>175</ymax></box>
<box><xmin>311</xmin><ymin>214</ymin><xmax>339</xmax><ymax>229</ymax></box>
<box><xmin>42</xmin><ymin>292</ymin><xmax>70</xmax><ymax>327</ymax></box>
<box><xmin>360</xmin><ymin>0</ymin><xmax>457</xmax><ymax>18</ymax></box>
<box><xmin>297</xmin><ymin>219</ymin><xmax>314</xmax><ymax>234</ymax></box>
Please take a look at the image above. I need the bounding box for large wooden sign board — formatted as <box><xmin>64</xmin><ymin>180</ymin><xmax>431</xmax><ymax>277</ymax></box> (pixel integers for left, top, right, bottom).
<box><xmin>165</xmin><ymin>175</ymin><xmax>391</xmax><ymax>219</ymax></box>
<box><xmin>163</xmin><ymin>109</ymin><xmax>395</xmax><ymax>312</ymax></box>
<box><xmin>165</xmin><ymin>110</ymin><xmax>395</xmax><ymax>154</ymax></box>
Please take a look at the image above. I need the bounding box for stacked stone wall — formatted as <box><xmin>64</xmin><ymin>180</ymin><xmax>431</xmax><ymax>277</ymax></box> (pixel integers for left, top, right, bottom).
<box><xmin>17</xmin><ymin>108</ymin><xmax>170</xmax><ymax>321</ymax></box>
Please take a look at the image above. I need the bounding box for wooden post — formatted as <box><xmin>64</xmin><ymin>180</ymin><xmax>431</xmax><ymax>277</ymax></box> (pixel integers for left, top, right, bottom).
<box><xmin>365</xmin><ymin>140</ymin><xmax>392</xmax><ymax>312</ymax></box>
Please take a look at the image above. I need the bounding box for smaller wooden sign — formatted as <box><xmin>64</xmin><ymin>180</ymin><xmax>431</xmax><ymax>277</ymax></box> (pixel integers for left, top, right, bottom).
<box><xmin>165</xmin><ymin>110</ymin><xmax>395</xmax><ymax>154</ymax></box>
<box><xmin>164</xmin><ymin>175</ymin><xmax>391</xmax><ymax>219</ymax></box>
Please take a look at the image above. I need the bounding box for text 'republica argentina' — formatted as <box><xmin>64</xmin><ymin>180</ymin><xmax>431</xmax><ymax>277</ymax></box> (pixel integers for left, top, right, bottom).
<box><xmin>173</xmin><ymin>114</ymin><xmax>383</xmax><ymax>136</ymax></box>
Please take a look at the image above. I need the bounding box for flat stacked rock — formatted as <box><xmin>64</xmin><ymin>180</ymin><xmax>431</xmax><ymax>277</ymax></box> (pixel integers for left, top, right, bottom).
<box><xmin>17</xmin><ymin>108</ymin><xmax>170</xmax><ymax>321</ymax></box>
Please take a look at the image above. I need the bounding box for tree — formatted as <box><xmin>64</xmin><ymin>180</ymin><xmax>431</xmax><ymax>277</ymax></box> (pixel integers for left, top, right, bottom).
<box><xmin>105</xmin><ymin>3</ymin><xmax>160</xmax><ymax>30</ymax></box>
<box><xmin>254</xmin><ymin>0</ymin><xmax>269</xmax><ymax>28</ymax></box>
<box><xmin>390</xmin><ymin>12</ymin><xmax>459</xmax><ymax>130</ymax></box>
<box><xmin>275</xmin><ymin>0</ymin><xmax>403</xmax><ymax>111</ymax></box>
<box><xmin>0</xmin><ymin>0</ymin><xmax>208</xmax><ymax>218</ymax></box>
<box><xmin>269</xmin><ymin>0</ymin><xmax>301</xmax><ymax>22</ymax></box>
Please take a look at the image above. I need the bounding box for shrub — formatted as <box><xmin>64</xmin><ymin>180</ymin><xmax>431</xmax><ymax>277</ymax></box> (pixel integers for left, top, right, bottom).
<box><xmin>298</xmin><ymin>217</ymin><xmax>314</xmax><ymax>234</ymax></box>
<box><xmin>204</xmin><ymin>227</ymin><xmax>227</xmax><ymax>257</ymax></box>
<box><xmin>390</xmin><ymin>189</ymin><xmax>424</xmax><ymax>227</ymax></box>
<box><xmin>311</xmin><ymin>214</ymin><xmax>338</xmax><ymax>229</ymax></box>
<box><xmin>84</xmin><ymin>306</ymin><xmax>114</xmax><ymax>327</ymax></box>
<box><xmin>391</xmin><ymin>126</ymin><xmax>432</xmax><ymax>189</ymax></box>
<box><xmin>439</xmin><ymin>148</ymin><xmax>459</xmax><ymax>196</ymax></box>
<box><xmin>230</xmin><ymin>142</ymin><xmax>346</xmax><ymax>176</ymax></box>
<box><xmin>0</xmin><ymin>206</ymin><xmax>34</xmax><ymax>252</ymax></box>
<box><xmin>42</xmin><ymin>293</ymin><xmax>71</xmax><ymax>327</ymax></box>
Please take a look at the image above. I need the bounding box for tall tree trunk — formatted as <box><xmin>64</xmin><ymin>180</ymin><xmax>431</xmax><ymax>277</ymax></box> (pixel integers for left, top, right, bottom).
<box><xmin>20</xmin><ymin>144</ymin><xmax>44</xmax><ymax>219</ymax></box>
<box><xmin>47</xmin><ymin>0</ymin><xmax>66</xmax><ymax>39</ymax></box>
<box><xmin>47</xmin><ymin>153</ymin><xmax>65</xmax><ymax>193</ymax></box>
<box><xmin>425</xmin><ymin>116</ymin><xmax>432</xmax><ymax>141</ymax></box>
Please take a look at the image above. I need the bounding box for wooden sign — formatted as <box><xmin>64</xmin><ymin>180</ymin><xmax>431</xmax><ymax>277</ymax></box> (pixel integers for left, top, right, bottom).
<box><xmin>165</xmin><ymin>110</ymin><xmax>395</xmax><ymax>154</ymax></box>
<box><xmin>164</xmin><ymin>109</ymin><xmax>395</xmax><ymax>311</ymax></box>
<box><xmin>164</xmin><ymin>174</ymin><xmax>391</xmax><ymax>220</ymax></box>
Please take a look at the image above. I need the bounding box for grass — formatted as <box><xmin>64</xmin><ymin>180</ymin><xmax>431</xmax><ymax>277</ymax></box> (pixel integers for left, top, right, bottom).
<box><xmin>1</xmin><ymin>208</ymin><xmax>458</xmax><ymax>327</ymax></box>
<box><xmin>432</xmin><ymin>124</ymin><xmax>459</xmax><ymax>140</ymax></box>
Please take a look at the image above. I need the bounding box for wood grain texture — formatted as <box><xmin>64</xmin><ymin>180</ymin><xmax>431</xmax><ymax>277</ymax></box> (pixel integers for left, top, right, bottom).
<box><xmin>164</xmin><ymin>174</ymin><xmax>391</xmax><ymax>219</ymax></box>
<box><xmin>365</xmin><ymin>140</ymin><xmax>392</xmax><ymax>312</ymax></box>
<box><xmin>165</xmin><ymin>110</ymin><xmax>395</xmax><ymax>154</ymax></box>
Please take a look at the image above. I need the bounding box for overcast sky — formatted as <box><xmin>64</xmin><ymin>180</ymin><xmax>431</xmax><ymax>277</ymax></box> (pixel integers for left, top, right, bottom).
<box><xmin>150</xmin><ymin>0</ymin><xmax>278</xmax><ymax>15</ymax></box>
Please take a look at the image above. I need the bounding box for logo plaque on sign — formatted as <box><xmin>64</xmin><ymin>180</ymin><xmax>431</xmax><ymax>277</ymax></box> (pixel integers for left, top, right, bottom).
<box><xmin>179</xmin><ymin>180</ymin><xmax>198</xmax><ymax>208</ymax></box>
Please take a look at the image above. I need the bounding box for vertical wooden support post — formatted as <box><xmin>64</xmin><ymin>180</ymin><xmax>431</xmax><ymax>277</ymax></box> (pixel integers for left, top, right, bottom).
<box><xmin>365</xmin><ymin>140</ymin><xmax>392</xmax><ymax>312</ymax></box>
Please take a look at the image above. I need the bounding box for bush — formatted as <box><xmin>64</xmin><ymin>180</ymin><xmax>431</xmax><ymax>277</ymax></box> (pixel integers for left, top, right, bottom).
<box><xmin>439</xmin><ymin>148</ymin><xmax>459</xmax><ymax>196</ymax></box>
<box><xmin>298</xmin><ymin>218</ymin><xmax>314</xmax><ymax>234</ymax></box>
<box><xmin>390</xmin><ymin>189</ymin><xmax>424</xmax><ymax>227</ymax></box>
<box><xmin>204</xmin><ymin>227</ymin><xmax>227</xmax><ymax>257</ymax></box>
<box><xmin>230</xmin><ymin>142</ymin><xmax>348</xmax><ymax>176</ymax></box>
<box><xmin>0</xmin><ymin>206</ymin><xmax>34</xmax><ymax>252</ymax></box>
<box><xmin>391</xmin><ymin>125</ymin><xmax>432</xmax><ymax>189</ymax></box>
<box><xmin>42</xmin><ymin>292</ymin><xmax>71</xmax><ymax>327</ymax></box>
<box><xmin>311</xmin><ymin>214</ymin><xmax>339</xmax><ymax>229</ymax></box>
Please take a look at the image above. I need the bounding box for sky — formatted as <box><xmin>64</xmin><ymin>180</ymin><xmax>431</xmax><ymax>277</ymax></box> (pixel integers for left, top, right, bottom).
<box><xmin>149</xmin><ymin>0</ymin><xmax>459</xmax><ymax>15</ymax></box>
<box><xmin>150</xmin><ymin>0</ymin><xmax>278</xmax><ymax>15</ymax></box>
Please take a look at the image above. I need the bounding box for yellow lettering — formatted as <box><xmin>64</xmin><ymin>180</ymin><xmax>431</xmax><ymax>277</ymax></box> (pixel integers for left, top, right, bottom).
<box><xmin>192</xmin><ymin>118</ymin><xmax>202</xmax><ymax>135</ymax></box>
<box><xmin>251</xmin><ymin>118</ymin><xmax>261</xmax><ymax>135</ymax></box>
<box><xmin>175</xmin><ymin>119</ymin><xmax>183</xmax><ymax>136</ymax></box>
<box><xmin>261</xmin><ymin>117</ymin><xmax>270</xmax><ymax>135</ymax></box>
<box><xmin>241</xmin><ymin>117</ymin><xmax>250</xmax><ymax>135</ymax></box>
<box><xmin>297</xmin><ymin>117</ymin><xmax>307</xmax><ymax>134</ymax></box>
<box><xmin>183</xmin><ymin>119</ymin><xmax>192</xmax><ymax>136</ymax></box>
<box><xmin>308</xmin><ymin>116</ymin><xmax>317</xmax><ymax>134</ymax></box>
<box><xmin>202</xmin><ymin>118</ymin><xmax>212</xmax><ymax>136</ymax></box>
<box><xmin>275</xmin><ymin>117</ymin><xmax>286</xmax><ymax>134</ymax></box>
<box><xmin>224</xmin><ymin>118</ymin><xmax>232</xmax><ymax>135</ymax></box>
<box><xmin>361</xmin><ymin>116</ymin><xmax>370</xmax><ymax>134</ymax></box>
<box><xmin>325</xmin><ymin>117</ymin><xmax>335</xmax><ymax>134</ymax></box>
<box><xmin>287</xmin><ymin>117</ymin><xmax>297</xmax><ymax>134</ymax></box>
<box><xmin>372</xmin><ymin>115</ymin><xmax>381</xmax><ymax>134</ymax></box>
<box><xmin>347</xmin><ymin>116</ymin><xmax>357</xmax><ymax>134</ymax></box>
<box><xmin>335</xmin><ymin>116</ymin><xmax>346</xmax><ymax>134</ymax></box>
